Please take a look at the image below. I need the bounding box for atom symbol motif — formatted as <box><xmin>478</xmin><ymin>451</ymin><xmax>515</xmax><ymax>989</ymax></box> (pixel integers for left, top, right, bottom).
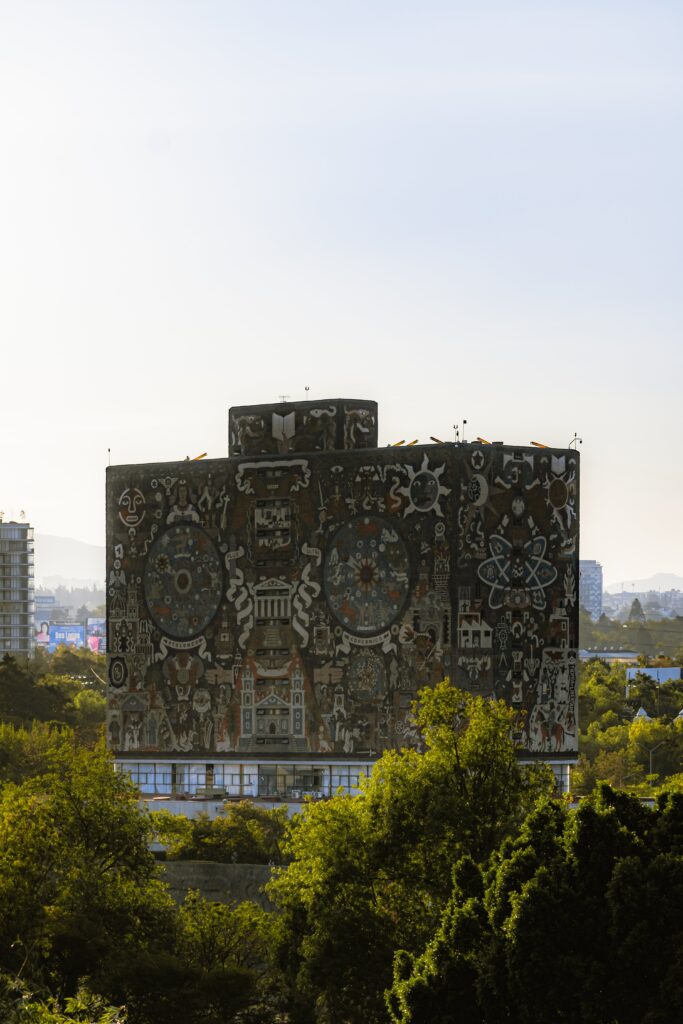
<box><xmin>478</xmin><ymin>534</ymin><xmax>557</xmax><ymax>610</ymax></box>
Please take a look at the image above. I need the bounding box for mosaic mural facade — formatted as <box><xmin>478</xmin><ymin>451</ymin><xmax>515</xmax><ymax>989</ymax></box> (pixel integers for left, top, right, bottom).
<box><xmin>107</xmin><ymin>400</ymin><xmax>579</xmax><ymax>763</ymax></box>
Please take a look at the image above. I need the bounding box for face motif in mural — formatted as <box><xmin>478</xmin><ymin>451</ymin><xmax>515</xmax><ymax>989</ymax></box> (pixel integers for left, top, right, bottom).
<box><xmin>344</xmin><ymin>407</ymin><xmax>376</xmax><ymax>448</ymax></box>
<box><xmin>118</xmin><ymin>487</ymin><xmax>146</xmax><ymax>528</ymax></box>
<box><xmin>143</xmin><ymin>525</ymin><xmax>223</xmax><ymax>638</ymax></box>
<box><xmin>324</xmin><ymin>515</ymin><xmax>411</xmax><ymax>636</ymax></box>
<box><xmin>398</xmin><ymin>454</ymin><xmax>450</xmax><ymax>517</ymax></box>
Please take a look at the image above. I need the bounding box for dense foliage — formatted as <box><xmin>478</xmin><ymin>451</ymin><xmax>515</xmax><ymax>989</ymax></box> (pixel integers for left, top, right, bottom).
<box><xmin>388</xmin><ymin>786</ymin><xmax>683</xmax><ymax>1024</ymax></box>
<box><xmin>2</xmin><ymin>653</ymin><xmax>683</xmax><ymax>1022</ymax></box>
<box><xmin>580</xmin><ymin>608</ymin><xmax>683</xmax><ymax>661</ymax></box>
<box><xmin>574</xmin><ymin>658</ymin><xmax>683</xmax><ymax>794</ymax></box>
<box><xmin>0</xmin><ymin>740</ymin><xmax>272</xmax><ymax>1024</ymax></box>
<box><xmin>153</xmin><ymin>803</ymin><xmax>288</xmax><ymax>864</ymax></box>
<box><xmin>266</xmin><ymin>684</ymin><xmax>553</xmax><ymax>1024</ymax></box>
<box><xmin>0</xmin><ymin>650</ymin><xmax>106</xmax><ymax>745</ymax></box>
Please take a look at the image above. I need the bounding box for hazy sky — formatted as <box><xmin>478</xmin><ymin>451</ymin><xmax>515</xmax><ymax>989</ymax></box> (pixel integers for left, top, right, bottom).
<box><xmin>1</xmin><ymin>1</ymin><xmax>681</xmax><ymax>586</ymax></box>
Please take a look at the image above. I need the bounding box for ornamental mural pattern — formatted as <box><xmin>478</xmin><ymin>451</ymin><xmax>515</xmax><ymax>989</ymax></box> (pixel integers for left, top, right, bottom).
<box><xmin>106</xmin><ymin>400</ymin><xmax>579</xmax><ymax>760</ymax></box>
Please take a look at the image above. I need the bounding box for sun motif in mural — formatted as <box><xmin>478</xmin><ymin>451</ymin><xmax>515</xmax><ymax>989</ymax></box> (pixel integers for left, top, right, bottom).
<box><xmin>542</xmin><ymin>455</ymin><xmax>577</xmax><ymax>533</ymax></box>
<box><xmin>397</xmin><ymin>454</ymin><xmax>450</xmax><ymax>517</ymax></box>
<box><xmin>478</xmin><ymin>534</ymin><xmax>557</xmax><ymax>611</ymax></box>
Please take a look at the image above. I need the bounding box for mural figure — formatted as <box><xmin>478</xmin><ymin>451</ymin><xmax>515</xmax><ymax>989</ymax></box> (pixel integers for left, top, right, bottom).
<box><xmin>107</xmin><ymin>398</ymin><xmax>579</xmax><ymax>765</ymax></box>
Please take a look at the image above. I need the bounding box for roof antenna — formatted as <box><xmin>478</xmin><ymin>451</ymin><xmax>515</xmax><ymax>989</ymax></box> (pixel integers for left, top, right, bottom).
<box><xmin>107</xmin><ymin>447</ymin><xmax>111</xmax><ymax>466</ymax></box>
<box><xmin>279</xmin><ymin>394</ymin><xmax>290</xmax><ymax>404</ymax></box>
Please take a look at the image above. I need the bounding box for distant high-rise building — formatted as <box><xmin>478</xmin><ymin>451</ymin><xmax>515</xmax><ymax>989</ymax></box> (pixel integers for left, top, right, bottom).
<box><xmin>579</xmin><ymin>560</ymin><xmax>603</xmax><ymax>621</ymax></box>
<box><xmin>0</xmin><ymin>521</ymin><xmax>35</xmax><ymax>657</ymax></box>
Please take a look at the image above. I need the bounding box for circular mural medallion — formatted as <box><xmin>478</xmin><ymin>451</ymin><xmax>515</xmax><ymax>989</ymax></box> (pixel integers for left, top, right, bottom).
<box><xmin>108</xmin><ymin>656</ymin><xmax>128</xmax><ymax>689</ymax></box>
<box><xmin>324</xmin><ymin>515</ymin><xmax>411</xmax><ymax>637</ymax></box>
<box><xmin>143</xmin><ymin>525</ymin><xmax>222</xmax><ymax>639</ymax></box>
<box><xmin>548</xmin><ymin>477</ymin><xmax>569</xmax><ymax>510</ymax></box>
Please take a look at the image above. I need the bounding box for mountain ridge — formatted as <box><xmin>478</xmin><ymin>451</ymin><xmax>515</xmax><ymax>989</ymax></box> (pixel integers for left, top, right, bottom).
<box><xmin>605</xmin><ymin>572</ymin><xmax>683</xmax><ymax>594</ymax></box>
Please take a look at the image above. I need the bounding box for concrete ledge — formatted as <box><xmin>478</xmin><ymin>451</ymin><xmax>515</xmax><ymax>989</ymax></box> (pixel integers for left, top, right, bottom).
<box><xmin>143</xmin><ymin>797</ymin><xmax>305</xmax><ymax>819</ymax></box>
<box><xmin>161</xmin><ymin>860</ymin><xmax>274</xmax><ymax>909</ymax></box>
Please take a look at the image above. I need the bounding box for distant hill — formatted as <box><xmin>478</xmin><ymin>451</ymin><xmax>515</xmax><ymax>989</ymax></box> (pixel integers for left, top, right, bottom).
<box><xmin>34</xmin><ymin>534</ymin><xmax>105</xmax><ymax>588</ymax></box>
<box><xmin>606</xmin><ymin>573</ymin><xmax>683</xmax><ymax>594</ymax></box>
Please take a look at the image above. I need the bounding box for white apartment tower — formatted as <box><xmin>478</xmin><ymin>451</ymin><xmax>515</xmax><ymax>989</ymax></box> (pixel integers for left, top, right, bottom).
<box><xmin>0</xmin><ymin>521</ymin><xmax>35</xmax><ymax>658</ymax></box>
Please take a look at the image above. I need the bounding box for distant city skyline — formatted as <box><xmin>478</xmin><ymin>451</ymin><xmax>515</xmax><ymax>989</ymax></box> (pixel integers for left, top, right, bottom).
<box><xmin>1</xmin><ymin>3</ymin><xmax>681</xmax><ymax>585</ymax></box>
<box><xmin>604</xmin><ymin>573</ymin><xmax>683</xmax><ymax>595</ymax></box>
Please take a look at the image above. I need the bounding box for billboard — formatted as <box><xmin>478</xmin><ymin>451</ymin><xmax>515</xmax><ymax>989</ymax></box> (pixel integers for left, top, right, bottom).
<box><xmin>35</xmin><ymin>620</ymin><xmax>51</xmax><ymax>646</ymax></box>
<box><xmin>87</xmin><ymin>617</ymin><xmax>107</xmax><ymax>653</ymax></box>
<box><xmin>48</xmin><ymin>623</ymin><xmax>85</xmax><ymax>653</ymax></box>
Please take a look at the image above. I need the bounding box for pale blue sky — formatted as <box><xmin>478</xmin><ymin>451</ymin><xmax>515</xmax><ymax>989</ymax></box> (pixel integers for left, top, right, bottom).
<box><xmin>1</xmin><ymin>2</ymin><xmax>681</xmax><ymax>585</ymax></box>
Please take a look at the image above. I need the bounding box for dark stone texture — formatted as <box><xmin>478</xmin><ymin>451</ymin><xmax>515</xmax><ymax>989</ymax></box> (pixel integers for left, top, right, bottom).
<box><xmin>107</xmin><ymin>403</ymin><xmax>579</xmax><ymax>764</ymax></box>
<box><xmin>161</xmin><ymin>860</ymin><xmax>272</xmax><ymax>908</ymax></box>
<box><xmin>228</xmin><ymin>399</ymin><xmax>378</xmax><ymax>456</ymax></box>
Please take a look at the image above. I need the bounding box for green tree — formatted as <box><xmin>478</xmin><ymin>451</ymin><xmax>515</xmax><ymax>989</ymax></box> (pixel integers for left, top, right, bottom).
<box><xmin>177</xmin><ymin>890</ymin><xmax>270</xmax><ymax>972</ymax></box>
<box><xmin>388</xmin><ymin>787</ymin><xmax>683</xmax><ymax>1024</ymax></box>
<box><xmin>0</xmin><ymin>722</ymin><xmax>73</xmax><ymax>785</ymax></box>
<box><xmin>268</xmin><ymin>681</ymin><xmax>553</xmax><ymax>1024</ymax></box>
<box><xmin>102</xmin><ymin>891</ymin><xmax>268</xmax><ymax>1024</ymax></box>
<box><xmin>153</xmin><ymin>802</ymin><xmax>288</xmax><ymax>864</ymax></box>
<box><xmin>0</xmin><ymin>656</ymin><xmax>68</xmax><ymax>726</ymax></box>
<box><xmin>0</xmin><ymin>742</ymin><xmax>271</xmax><ymax>1024</ymax></box>
<box><xmin>387</xmin><ymin>855</ymin><xmax>490</xmax><ymax>1024</ymax></box>
<box><xmin>575</xmin><ymin>660</ymin><xmax>683</xmax><ymax>795</ymax></box>
<box><xmin>0</xmin><ymin>654</ymin><xmax>105</xmax><ymax>742</ymax></box>
<box><xmin>0</xmin><ymin>742</ymin><xmax>175</xmax><ymax>997</ymax></box>
<box><xmin>45</xmin><ymin>647</ymin><xmax>106</xmax><ymax>688</ymax></box>
<box><xmin>0</xmin><ymin>976</ymin><xmax>124</xmax><ymax>1023</ymax></box>
<box><xmin>629</xmin><ymin>598</ymin><xmax>645</xmax><ymax>622</ymax></box>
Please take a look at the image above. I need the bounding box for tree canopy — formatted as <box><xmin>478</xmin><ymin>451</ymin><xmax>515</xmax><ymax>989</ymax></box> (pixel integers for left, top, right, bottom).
<box><xmin>574</xmin><ymin>658</ymin><xmax>683</xmax><ymax>795</ymax></box>
<box><xmin>0</xmin><ymin>650</ymin><xmax>106</xmax><ymax>745</ymax></box>
<box><xmin>152</xmin><ymin>802</ymin><xmax>288</xmax><ymax>865</ymax></box>
<box><xmin>388</xmin><ymin>785</ymin><xmax>683</xmax><ymax>1024</ymax></box>
<box><xmin>0</xmin><ymin>741</ymin><xmax>270</xmax><ymax>1024</ymax></box>
<box><xmin>1</xmin><ymin>655</ymin><xmax>683</xmax><ymax>1022</ymax></box>
<box><xmin>267</xmin><ymin>682</ymin><xmax>553</xmax><ymax>1024</ymax></box>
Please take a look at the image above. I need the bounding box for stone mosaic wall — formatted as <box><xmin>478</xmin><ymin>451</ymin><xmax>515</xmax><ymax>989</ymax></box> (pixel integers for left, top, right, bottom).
<box><xmin>107</xmin><ymin>418</ymin><xmax>579</xmax><ymax>761</ymax></box>
<box><xmin>229</xmin><ymin>399</ymin><xmax>378</xmax><ymax>457</ymax></box>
